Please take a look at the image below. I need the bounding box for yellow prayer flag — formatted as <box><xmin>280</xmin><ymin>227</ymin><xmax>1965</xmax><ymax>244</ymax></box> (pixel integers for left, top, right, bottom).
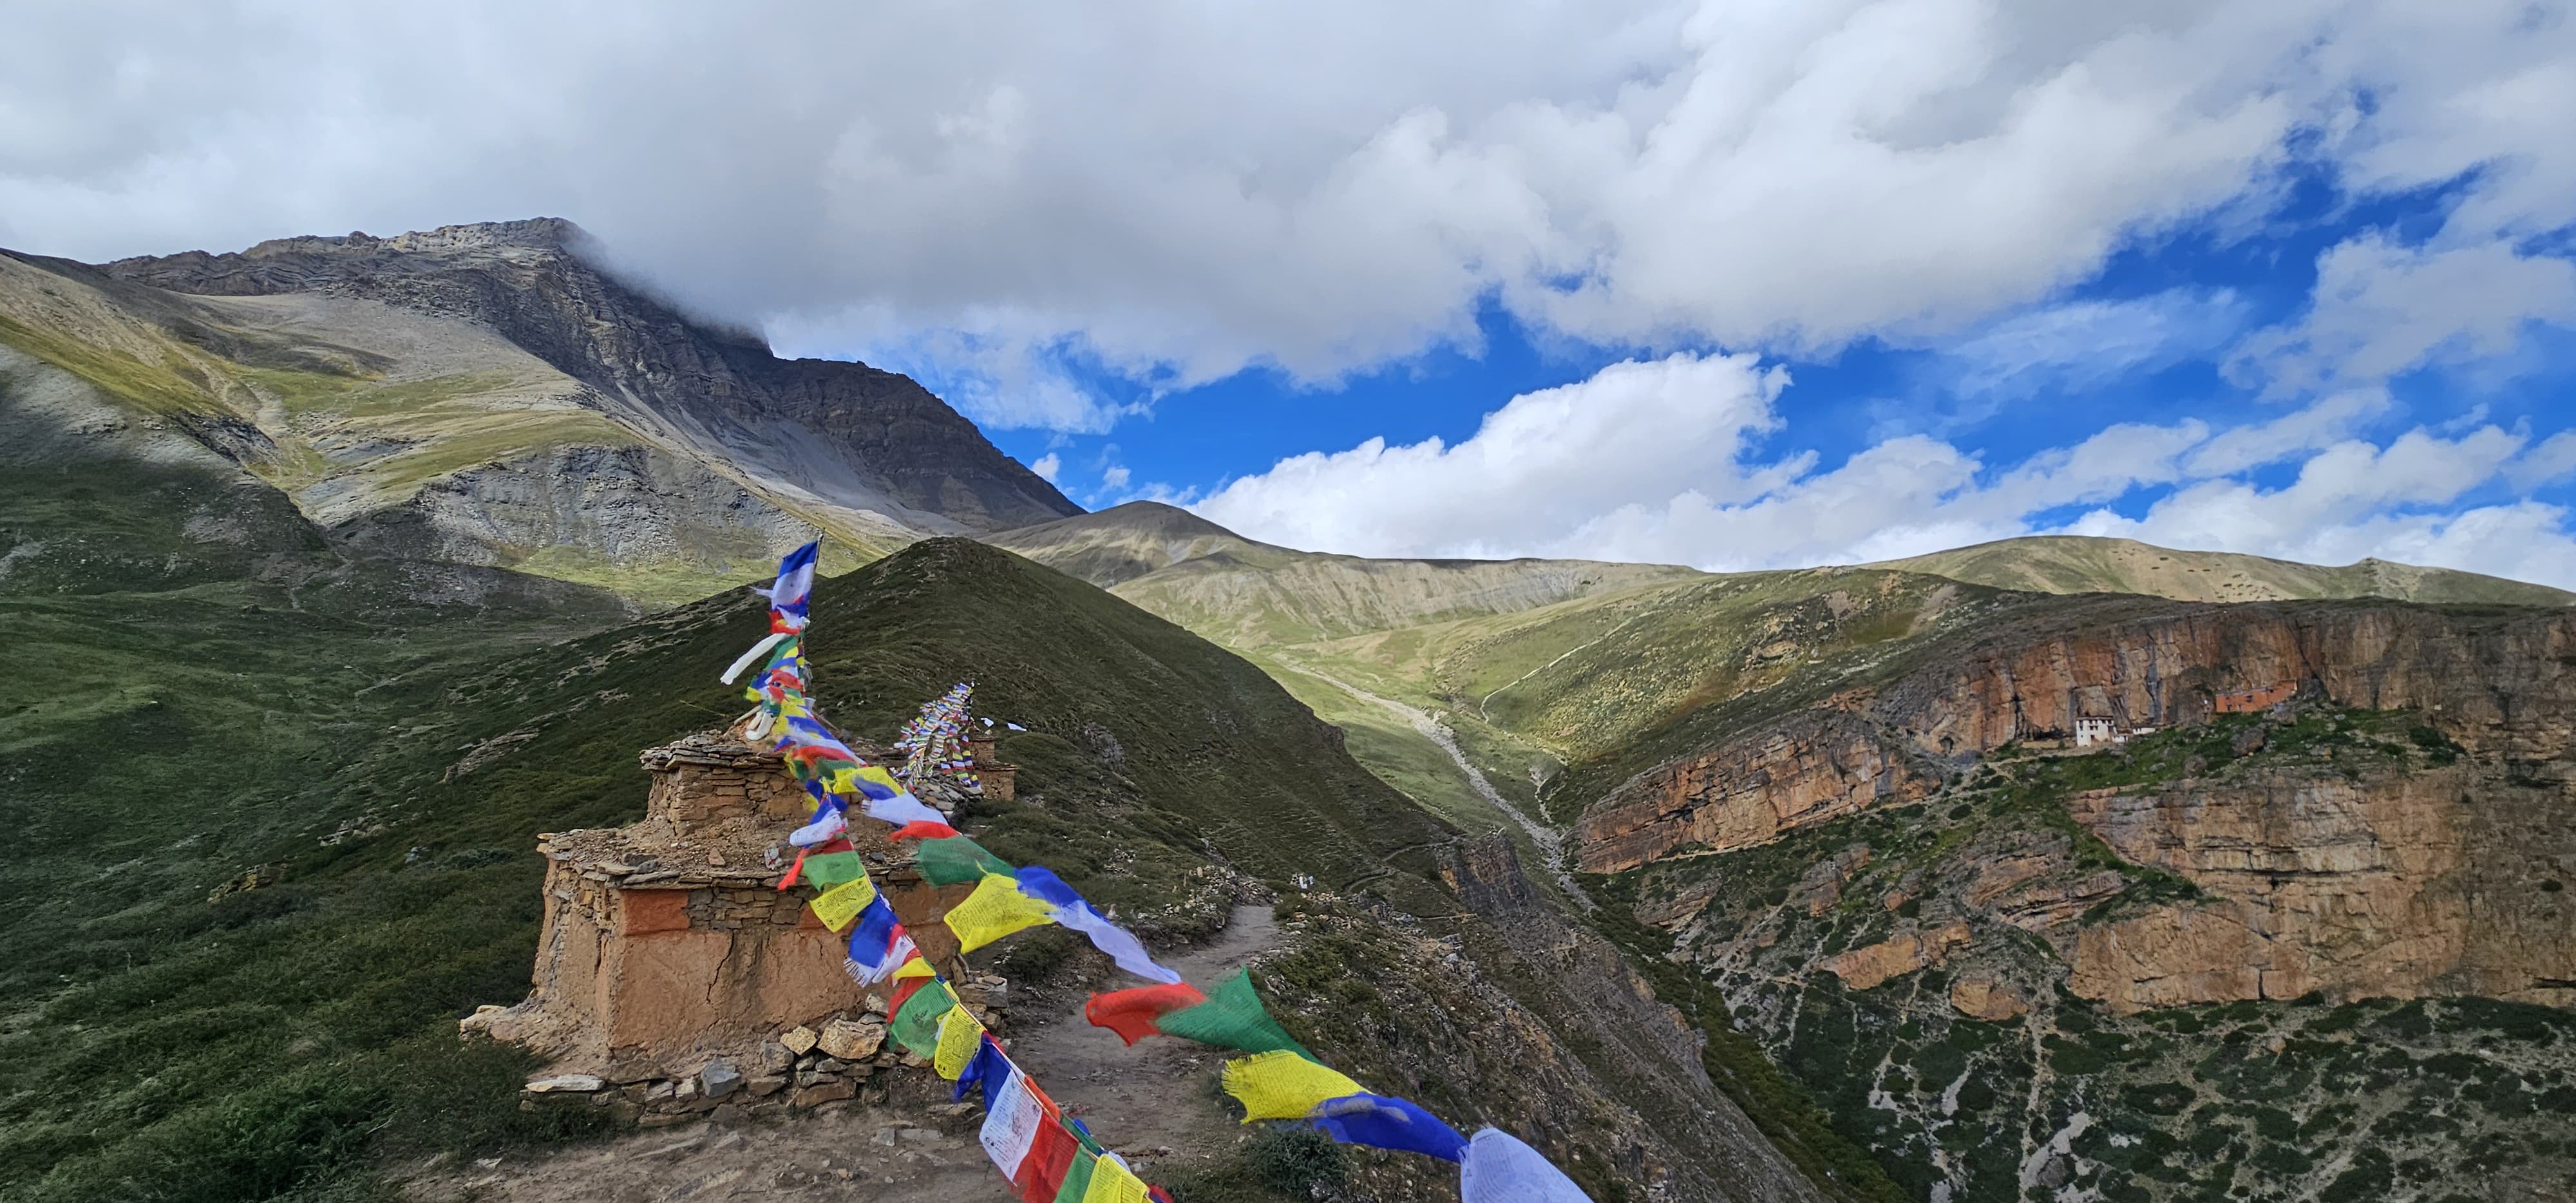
<box><xmin>808</xmin><ymin>876</ymin><xmax>878</xmax><ymax>932</ymax></box>
<box><xmin>1219</xmin><ymin>1050</ymin><xmax>1365</xmax><ymax>1122</ymax></box>
<box><xmin>943</xmin><ymin>873</ymin><xmax>1054</xmax><ymax>952</ymax></box>
<box><xmin>933</xmin><ymin>1003</ymin><xmax>987</xmax><ymax>1080</ymax></box>
<box><xmin>893</xmin><ymin>955</ymin><xmax>936</xmax><ymax>980</ymax></box>
<box><xmin>857</xmin><ymin>765</ymin><xmax>903</xmax><ymax>790</ymax></box>
<box><xmin>1083</xmin><ymin>1153</ymin><xmax>1151</xmax><ymax>1203</ymax></box>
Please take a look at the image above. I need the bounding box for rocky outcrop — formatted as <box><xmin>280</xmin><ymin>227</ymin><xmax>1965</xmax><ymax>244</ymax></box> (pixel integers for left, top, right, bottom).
<box><xmin>1876</xmin><ymin>600</ymin><xmax>2576</xmax><ymax>760</ymax></box>
<box><xmin>1575</xmin><ymin>600</ymin><xmax>2576</xmax><ymax>873</ymax></box>
<box><xmin>93</xmin><ymin>220</ymin><xmax>1082</xmax><ymax>535</ymax></box>
<box><xmin>2066</xmin><ymin>764</ymin><xmax>2576</xmax><ymax>1012</ymax></box>
<box><xmin>331</xmin><ymin>442</ymin><xmax>822</xmax><ymax>581</ymax></box>
<box><xmin>1947</xmin><ymin>976</ymin><xmax>2027</xmax><ymax>1021</ymax></box>
<box><xmin>1575</xmin><ymin>710</ymin><xmax>1933</xmax><ymax>873</ymax></box>
<box><xmin>1825</xmin><ymin>922</ymin><xmax>1970</xmax><ymax>990</ymax></box>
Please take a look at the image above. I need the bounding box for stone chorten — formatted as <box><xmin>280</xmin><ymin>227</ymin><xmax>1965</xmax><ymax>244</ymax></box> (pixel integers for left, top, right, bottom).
<box><xmin>965</xmin><ymin>727</ymin><xmax>1019</xmax><ymax>802</ymax></box>
<box><xmin>469</xmin><ymin>725</ymin><xmax>997</xmax><ymax>1098</ymax></box>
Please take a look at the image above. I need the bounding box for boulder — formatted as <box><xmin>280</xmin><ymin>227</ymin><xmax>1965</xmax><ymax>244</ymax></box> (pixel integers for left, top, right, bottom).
<box><xmin>699</xmin><ymin>1059</ymin><xmax>743</xmax><ymax>1099</ymax></box>
<box><xmin>781</xmin><ymin>1025</ymin><xmax>820</xmax><ymax>1056</ymax></box>
<box><xmin>817</xmin><ymin>1018</ymin><xmax>886</xmax><ymax>1062</ymax></box>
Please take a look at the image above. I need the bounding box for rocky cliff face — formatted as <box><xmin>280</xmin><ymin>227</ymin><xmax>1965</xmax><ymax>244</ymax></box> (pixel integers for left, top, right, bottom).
<box><xmin>97</xmin><ymin>220</ymin><xmax>1081</xmax><ymax>536</ymax></box>
<box><xmin>1578</xmin><ymin>600</ymin><xmax>2576</xmax><ymax>876</ymax></box>
<box><xmin>1576</xmin><ymin>709</ymin><xmax>1937</xmax><ymax>873</ymax></box>
<box><xmin>1876</xmin><ymin>600</ymin><xmax>2576</xmax><ymax>761</ymax></box>
<box><xmin>2067</xmin><ymin>759</ymin><xmax>2576</xmax><ymax>1012</ymax></box>
<box><xmin>1567</xmin><ymin>594</ymin><xmax>2576</xmax><ymax>1200</ymax></box>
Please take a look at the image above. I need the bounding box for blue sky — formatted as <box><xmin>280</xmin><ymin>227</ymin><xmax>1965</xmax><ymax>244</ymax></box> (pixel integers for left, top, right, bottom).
<box><xmin>955</xmin><ymin>156</ymin><xmax>2576</xmax><ymax>582</ymax></box>
<box><xmin>9</xmin><ymin>1</ymin><xmax>2575</xmax><ymax>585</ymax></box>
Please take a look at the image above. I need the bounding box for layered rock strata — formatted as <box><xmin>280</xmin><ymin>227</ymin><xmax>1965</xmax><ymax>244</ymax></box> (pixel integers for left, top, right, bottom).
<box><xmin>1578</xmin><ymin>600</ymin><xmax>2576</xmax><ymax>875</ymax></box>
<box><xmin>2067</xmin><ymin>764</ymin><xmax>2576</xmax><ymax>1012</ymax></box>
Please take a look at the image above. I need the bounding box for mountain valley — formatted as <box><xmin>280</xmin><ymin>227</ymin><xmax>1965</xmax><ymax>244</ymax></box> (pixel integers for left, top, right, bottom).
<box><xmin>6</xmin><ymin>220</ymin><xmax>2573</xmax><ymax>1203</ymax></box>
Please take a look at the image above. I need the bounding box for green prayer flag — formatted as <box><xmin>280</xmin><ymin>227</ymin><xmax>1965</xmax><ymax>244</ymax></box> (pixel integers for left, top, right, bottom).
<box><xmin>1156</xmin><ymin>967</ymin><xmax>1310</xmax><ymax>1057</ymax></box>
<box><xmin>1052</xmin><ymin>1150</ymin><xmax>1096</xmax><ymax>1203</ymax></box>
<box><xmin>914</xmin><ymin>836</ymin><xmax>1016</xmax><ymax>886</ymax></box>
<box><xmin>802</xmin><ymin>851</ymin><xmax>866</xmax><ymax>889</ymax></box>
<box><xmin>891</xmin><ymin>980</ymin><xmax>958</xmax><ymax>1056</ymax></box>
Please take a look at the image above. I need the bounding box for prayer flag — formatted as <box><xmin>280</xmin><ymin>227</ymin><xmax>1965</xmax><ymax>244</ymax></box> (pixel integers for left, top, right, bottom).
<box><xmin>1219</xmin><ymin>1051</ymin><xmax>1365</xmax><ymax>1122</ymax></box>
<box><xmin>844</xmin><ymin>899</ymin><xmax>914</xmax><ymax>984</ymax></box>
<box><xmin>1082</xmin><ymin>1153</ymin><xmax>1151</xmax><ymax>1203</ymax></box>
<box><xmin>1010</xmin><ymin>868</ymin><xmax>1181</xmax><ymax>984</ymax></box>
<box><xmin>753</xmin><ymin>540</ymin><xmax>819</xmax><ymax>632</ymax></box>
<box><xmin>790</xmin><ymin>804</ymin><xmax>848</xmax><ymax>848</ymax></box>
<box><xmin>980</xmin><ymin>1070</ymin><xmax>1047</xmax><ymax>1179</ymax></box>
<box><xmin>956</xmin><ymin>1036</ymin><xmax>1016</xmax><ymax>1111</ymax></box>
<box><xmin>1015</xmin><ymin>1116</ymin><xmax>1081</xmax><ymax>1203</ymax></box>
<box><xmin>1459</xmin><ymin>1129</ymin><xmax>1591</xmax><ymax>1203</ymax></box>
<box><xmin>914</xmin><ymin>836</ymin><xmax>1015</xmax><ymax>886</ymax></box>
<box><xmin>721</xmin><ymin>631</ymin><xmax>790</xmax><ymax>685</ymax></box>
<box><xmin>1155</xmin><ymin>969</ymin><xmax>1310</xmax><ymax>1057</ymax></box>
<box><xmin>801</xmin><ymin>850</ymin><xmax>867</xmax><ymax>889</ymax></box>
<box><xmin>934</xmin><ymin>1003</ymin><xmax>987</xmax><ymax>1079</ymax></box>
<box><xmin>1309</xmin><ymin>1094</ymin><xmax>1469</xmax><ymax>1162</ymax></box>
<box><xmin>943</xmin><ymin>873</ymin><xmax>1055</xmax><ymax>951</ymax></box>
<box><xmin>1084</xmin><ymin>983</ymin><xmax>1208</xmax><ymax>1046</ymax></box>
<box><xmin>1053</xmin><ymin>1151</ymin><xmax>1096</xmax><ymax>1203</ymax></box>
<box><xmin>891</xmin><ymin>980</ymin><xmax>957</xmax><ymax>1056</ymax></box>
<box><xmin>807</xmin><ymin>876</ymin><xmax>877</xmax><ymax>932</ymax></box>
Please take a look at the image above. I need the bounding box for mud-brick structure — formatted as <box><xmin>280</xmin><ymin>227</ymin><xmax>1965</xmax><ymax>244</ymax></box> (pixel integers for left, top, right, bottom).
<box><xmin>470</xmin><ymin>727</ymin><xmax>991</xmax><ymax>1099</ymax></box>
<box><xmin>965</xmin><ymin>729</ymin><xmax>1020</xmax><ymax>802</ymax></box>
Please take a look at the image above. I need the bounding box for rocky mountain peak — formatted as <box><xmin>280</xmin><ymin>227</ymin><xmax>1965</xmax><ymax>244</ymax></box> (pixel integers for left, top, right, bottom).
<box><xmin>71</xmin><ymin>218</ymin><xmax>1083</xmax><ymax>543</ymax></box>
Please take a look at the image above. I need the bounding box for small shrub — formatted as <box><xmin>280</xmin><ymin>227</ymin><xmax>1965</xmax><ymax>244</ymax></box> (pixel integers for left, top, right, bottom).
<box><xmin>1243</xmin><ymin>1124</ymin><xmax>1348</xmax><ymax>1195</ymax></box>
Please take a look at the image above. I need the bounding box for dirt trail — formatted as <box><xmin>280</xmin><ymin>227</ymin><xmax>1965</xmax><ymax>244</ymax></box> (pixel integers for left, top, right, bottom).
<box><xmin>1001</xmin><ymin>904</ymin><xmax>1279</xmax><ymax>1157</ymax></box>
<box><xmin>404</xmin><ymin>906</ymin><xmax>1279</xmax><ymax>1203</ymax></box>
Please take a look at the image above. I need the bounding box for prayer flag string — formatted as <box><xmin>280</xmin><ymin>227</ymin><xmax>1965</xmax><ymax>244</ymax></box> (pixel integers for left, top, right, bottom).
<box><xmin>727</xmin><ymin>543</ymin><xmax>1589</xmax><ymax>1202</ymax></box>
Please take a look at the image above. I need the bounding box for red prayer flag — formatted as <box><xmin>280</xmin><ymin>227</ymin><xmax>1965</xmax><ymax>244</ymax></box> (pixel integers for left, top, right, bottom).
<box><xmin>1013</xmin><ymin>1115</ymin><xmax>1079</xmax><ymax>1203</ymax></box>
<box><xmin>889</xmin><ymin>820</ymin><xmax>961</xmax><ymax>842</ymax></box>
<box><xmin>1083</xmin><ymin>982</ymin><xmax>1209</xmax><ymax>1046</ymax></box>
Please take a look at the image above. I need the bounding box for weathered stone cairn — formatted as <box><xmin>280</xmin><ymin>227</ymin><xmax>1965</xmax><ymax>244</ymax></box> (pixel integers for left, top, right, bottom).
<box><xmin>463</xmin><ymin>725</ymin><xmax>1009</xmax><ymax>1126</ymax></box>
<box><xmin>966</xmin><ymin>729</ymin><xmax>1019</xmax><ymax>802</ymax></box>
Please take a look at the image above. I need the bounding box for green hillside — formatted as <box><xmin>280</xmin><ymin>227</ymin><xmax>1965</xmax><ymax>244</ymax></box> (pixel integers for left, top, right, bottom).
<box><xmin>0</xmin><ymin>249</ymin><xmax>904</xmax><ymax>611</ymax></box>
<box><xmin>0</xmin><ymin>457</ymin><xmax>1474</xmax><ymax>1200</ymax></box>
<box><xmin>1875</xmin><ymin>534</ymin><xmax>2575</xmax><ymax>607</ymax></box>
<box><xmin>989</xmin><ymin>503</ymin><xmax>1715</xmax><ymax>870</ymax></box>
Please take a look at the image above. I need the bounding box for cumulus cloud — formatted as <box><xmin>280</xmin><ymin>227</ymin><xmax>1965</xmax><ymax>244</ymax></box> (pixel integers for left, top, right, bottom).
<box><xmin>2238</xmin><ymin>236</ymin><xmax>2576</xmax><ymax>395</ymax></box>
<box><xmin>1027</xmin><ymin>452</ymin><xmax>1062</xmax><ymax>483</ymax></box>
<box><xmin>1196</xmin><ymin>355</ymin><xmax>2576</xmax><ymax>588</ymax></box>
<box><xmin>6</xmin><ymin>1</ymin><xmax>2573</xmax><ymax>428</ymax></box>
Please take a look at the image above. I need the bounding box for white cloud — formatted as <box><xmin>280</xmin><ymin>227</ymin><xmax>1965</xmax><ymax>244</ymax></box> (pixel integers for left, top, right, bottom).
<box><xmin>1940</xmin><ymin>290</ymin><xmax>2246</xmax><ymax>405</ymax></box>
<box><xmin>1028</xmin><ymin>452</ymin><xmax>1062</xmax><ymax>483</ymax></box>
<box><xmin>1101</xmin><ymin>464</ymin><xmax>1133</xmax><ymax>491</ymax></box>
<box><xmin>2511</xmin><ymin>431</ymin><xmax>2576</xmax><ymax>491</ymax></box>
<box><xmin>1196</xmin><ymin>355</ymin><xmax>2576</xmax><ymax>588</ymax></box>
<box><xmin>2237</xmin><ymin>236</ymin><xmax>2576</xmax><ymax>395</ymax></box>
<box><xmin>5</xmin><ymin>1</ymin><xmax>2572</xmax><ymax>427</ymax></box>
<box><xmin>1196</xmin><ymin>352</ymin><xmax>1790</xmax><ymax>558</ymax></box>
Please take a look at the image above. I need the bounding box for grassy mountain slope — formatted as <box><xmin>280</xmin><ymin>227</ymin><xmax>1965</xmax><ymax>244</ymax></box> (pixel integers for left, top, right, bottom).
<box><xmin>992</xmin><ymin>502</ymin><xmax>1702</xmax><ymax>645</ymax></box>
<box><xmin>6</xmin><ymin>412</ymin><xmax>1802</xmax><ymax>1203</ymax></box>
<box><xmin>990</xmin><ymin>502</ymin><xmax>1710</xmax><ymax>889</ymax></box>
<box><xmin>1876</xmin><ymin>534</ymin><xmax>2575</xmax><ymax>607</ymax></box>
<box><xmin>2</xmin><ymin>220</ymin><xmax>1086</xmax><ymax>610</ymax></box>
